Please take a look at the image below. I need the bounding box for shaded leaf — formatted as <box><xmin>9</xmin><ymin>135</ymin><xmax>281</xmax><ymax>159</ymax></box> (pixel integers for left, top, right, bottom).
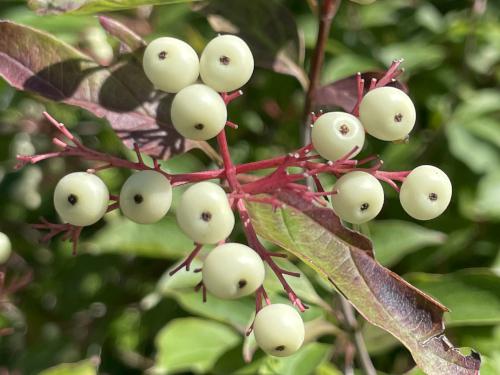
<box><xmin>39</xmin><ymin>359</ymin><xmax>98</xmax><ymax>375</ymax></box>
<box><xmin>98</xmin><ymin>15</ymin><xmax>146</xmax><ymax>52</ymax></box>
<box><xmin>154</xmin><ymin>317</ymin><xmax>240</xmax><ymax>374</ymax></box>
<box><xmin>247</xmin><ymin>190</ymin><xmax>481</xmax><ymax>375</ymax></box>
<box><xmin>406</xmin><ymin>269</ymin><xmax>500</xmax><ymax>326</ymax></box>
<box><xmin>28</xmin><ymin>0</ymin><xmax>198</xmax><ymax>15</ymax></box>
<box><xmin>84</xmin><ymin>215</ymin><xmax>193</xmax><ymax>259</ymax></box>
<box><xmin>196</xmin><ymin>0</ymin><xmax>308</xmax><ymax>88</ymax></box>
<box><xmin>314</xmin><ymin>71</ymin><xmax>407</xmax><ymax>113</ymax></box>
<box><xmin>0</xmin><ymin>21</ymin><xmax>215</xmax><ymax>160</ymax></box>
<box><xmin>369</xmin><ymin>220</ymin><xmax>446</xmax><ymax>266</ymax></box>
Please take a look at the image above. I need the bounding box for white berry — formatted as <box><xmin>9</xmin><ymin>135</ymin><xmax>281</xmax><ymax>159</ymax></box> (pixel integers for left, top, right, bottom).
<box><xmin>331</xmin><ymin>171</ymin><xmax>384</xmax><ymax>224</ymax></box>
<box><xmin>399</xmin><ymin>165</ymin><xmax>452</xmax><ymax>220</ymax></box>
<box><xmin>0</xmin><ymin>232</ymin><xmax>12</xmax><ymax>264</ymax></box>
<box><xmin>253</xmin><ymin>304</ymin><xmax>305</xmax><ymax>357</ymax></box>
<box><xmin>359</xmin><ymin>86</ymin><xmax>416</xmax><ymax>141</ymax></box>
<box><xmin>202</xmin><ymin>243</ymin><xmax>265</xmax><ymax>299</ymax></box>
<box><xmin>54</xmin><ymin>172</ymin><xmax>109</xmax><ymax>226</ymax></box>
<box><xmin>142</xmin><ymin>37</ymin><xmax>199</xmax><ymax>93</ymax></box>
<box><xmin>200</xmin><ymin>34</ymin><xmax>254</xmax><ymax>92</ymax></box>
<box><xmin>119</xmin><ymin>171</ymin><xmax>172</xmax><ymax>224</ymax></box>
<box><xmin>171</xmin><ymin>84</ymin><xmax>227</xmax><ymax>141</ymax></box>
<box><xmin>311</xmin><ymin>112</ymin><xmax>365</xmax><ymax>161</ymax></box>
<box><xmin>176</xmin><ymin>182</ymin><xmax>234</xmax><ymax>244</ymax></box>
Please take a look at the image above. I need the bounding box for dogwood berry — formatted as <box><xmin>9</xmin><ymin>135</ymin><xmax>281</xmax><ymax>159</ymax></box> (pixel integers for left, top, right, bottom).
<box><xmin>119</xmin><ymin>171</ymin><xmax>172</xmax><ymax>224</ymax></box>
<box><xmin>202</xmin><ymin>243</ymin><xmax>265</xmax><ymax>299</ymax></box>
<box><xmin>142</xmin><ymin>37</ymin><xmax>199</xmax><ymax>93</ymax></box>
<box><xmin>399</xmin><ymin>165</ymin><xmax>452</xmax><ymax>220</ymax></box>
<box><xmin>359</xmin><ymin>86</ymin><xmax>416</xmax><ymax>141</ymax></box>
<box><xmin>0</xmin><ymin>232</ymin><xmax>12</xmax><ymax>264</ymax></box>
<box><xmin>54</xmin><ymin>172</ymin><xmax>109</xmax><ymax>227</ymax></box>
<box><xmin>311</xmin><ymin>112</ymin><xmax>365</xmax><ymax>161</ymax></box>
<box><xmin>171</xmin><ymin>84</ymin><xmax>227</xmax><ymax>141</ymax></box>
<box><xmin>253</xmin><ymin>304</ymin><xmax>305</xmax><ymax>357</ymax></box>
<box><xmin>176</xmin><ymin>181</ymin><xmax>235</xmax><ymax>244</ymax></box>
<box><xmin>200</xmin><ymin>34</ymin><xmax>254</xmax><ymax>92</ymax></box>
<box><xmin>331</xmin><ymin>171</ymin><xmax>384</xmax><ymax>224</ymax></box>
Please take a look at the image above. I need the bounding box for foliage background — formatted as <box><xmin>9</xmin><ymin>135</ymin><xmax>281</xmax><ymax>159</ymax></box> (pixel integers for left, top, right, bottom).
<box><xmin>0</xmin><ymin>0</ymin><xmax>499</xmax><ymax>374</ymax></box>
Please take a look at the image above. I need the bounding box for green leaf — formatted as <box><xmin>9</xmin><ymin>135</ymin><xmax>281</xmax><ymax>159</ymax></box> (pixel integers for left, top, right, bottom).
<box><xmin>0</xmin><ymin>21</ymin><xmax>215</xmax><ymax>161</ymax></box>
<box><xmin>378</xmin><ymin>41</ymin><xmax>446</xmax><ymax>71</ymax></box>
<box><xmin>28</xmin><ymin>0</ymin><xmax>198</xmax><ymax>15</ymax></box>
<box><xmin>369</xmin><ymin>220</ymin><xmax>446</xmax><ymax>266</ymax></box>
<box><xmin>463</xmin><ymin>169</ymin><xmax>500</xmax><ymax>221</ymax></box>
<box><xmin>154</xmin><ymin>317</ymin><xmax>240</xmax><ymax>374</ymax></box>
<box><xmin>246</xmin><ymin>191</ymin><xmax>481</xmax><ymax>374</ymax></box>
<box><xmin>39</xmin><ymin>360</ymin><xmax>98</xmax><ymax>375</ymax></box>
<box><xmin>258</xmin><ymin>343</ymin><xmax>331</xmax><ymax>375</ymax></box>
<box><xmin>84</xmin><ymin>215</ymin><xmax>193</xmax><ymax>259</ymax></box>
<box><xmin>406</xmin><ymin>269</ymin><xmax>500</xmax><ymax>326</ymax></box>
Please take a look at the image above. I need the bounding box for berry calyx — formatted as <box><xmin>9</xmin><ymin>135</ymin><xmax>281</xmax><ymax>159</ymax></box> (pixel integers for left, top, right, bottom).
<box><xmin>119</xmin><ymin>170</ymin><xmax>172</xmax><ymax>224</ymax></box>
<box><xmin>199</xmin><ymin>34</ymin><xmax>254</xmax><ymax>93</ymax></box>
<box><xmin>253</xmin><ymin>303</ymin><xmax>305</xmax><ymax>357</ymax></box>
<box><xmin>176</xmin><ymin>181</ymin><xmax>235</xmax><ymax>244</ymax></box>
<box><xmin>359</xmin><ymin>86</ymin><xmax>416</xmax><ymax>141</ymax></box>
<box><xmin>171</xmin><ymin>84</ymin><xmax>227</xmax><ymax>141</ymax></box>
<box><xmin>142</xmin><ymin>37</ymin><xmax>199</xmax><ymax>93</ymax></box>
<box><xmin>399</xmin><ymin>165</ymin><xmax>452</xmax><ymax>220</ymax></box>
<box><xmin>0</xmin><ymin>232</ymin><xmax>12</xmax><ymax>264</ymax></box>
<box><xmin>53</xmin><ymin>172</ymin><xmax>109</xmax><ymax>227</ymax></box>
<box><xmin>331</xmin><ymin>171</ymin><xmax>384</xmax><ymax>224</ymax></box>
<box><xmin>311</xmin><ymin>111</ymin><xmax>365</xmax><ymax>161</ymax></box>
<box><xmin>202</xmin><ymin>243</ymin><xmax>265</xmax><ymax>299</ymax></box>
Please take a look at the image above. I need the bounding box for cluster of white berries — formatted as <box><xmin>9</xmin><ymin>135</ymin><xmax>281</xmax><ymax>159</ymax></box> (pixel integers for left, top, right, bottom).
<box><xmin>143</xmin><ymin>35</ymin><xmax>254</xmax><ymax>141</ymax></box>
<box><xmin>311</xmin><ymin>87</ymin><xmax>452</xmax><ymax>224</ymax></box>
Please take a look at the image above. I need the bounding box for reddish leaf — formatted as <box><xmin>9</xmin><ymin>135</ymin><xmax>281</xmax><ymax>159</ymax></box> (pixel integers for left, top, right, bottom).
<box><xmin>0</xmin><ymin>21</ymin><xmax>216</xmax><ymax>161</ymax></box>
<box><xmin>247</xmin><ymin>190</ymin><xmax>481</xmax><ymax>375</ymax></box>
<box><xmin>314</xmin><ymin>71</ymin><xmax>408</xmax><ymax>112</ymax></box>
<box><xmin>98</xmin><ymin>15</ymin><xmax>147</xmax><ymax>53</ymax></box>
<box><xmin>196</xmin><ymin>0</ymin><xmax>308</xmax><ymax>89</ymax></box>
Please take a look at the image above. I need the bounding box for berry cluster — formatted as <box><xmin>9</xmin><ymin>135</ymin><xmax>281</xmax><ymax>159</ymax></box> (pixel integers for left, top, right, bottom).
<box><xmin>15</xmin><ymin>33</ymin><xmax>452</xmax><ymax>358</ymax></box>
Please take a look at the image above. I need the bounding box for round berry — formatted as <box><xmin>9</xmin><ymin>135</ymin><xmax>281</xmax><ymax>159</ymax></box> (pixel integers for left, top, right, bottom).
<box><xmin>54</xmin><ymin>172</ymin><xmax>109</xmax><ymax>227</ymax></box>
<box><xmin>119</xmin><ymin>171</ymin><xmax>172</xmax><ymax>224</ymax></box>
<box><xmin>399</xmin><ymin>165</ymin><xmax>452</xmax><ymax>220</ymax></box>
<box><xmin>311</xmin><ymin>112</ymin><xmax>365</xmax><ymax>161</ymax></box>
<box><xmin>0</xmin><ymin>232</ymin><xmax>12</xmax><ymax>264</ymax></box>
<box><xmin>331</xmin><ymin>171</ymin><xmax>384</xmax><ymax>224</ymax></box>
<box><xmin>171</xmin><ymin>84</ymin><xmax>227</xmax><ymax>141</ymax></box>
<box><xmin>202</xmin><ymin>243</ymin><xmax>265</xmax><ymax>299</ymax></box>
<box><xmin>359</xmin><ymin>86</ymin><xmax>416</xmax><ymax>141</ymax></box>
<box><xmin>199</xmin><ymin>34</ymin><xmax>254</xmax><ymax>92</ymax></box>
<box><xmin>142</xmin><ymin>37</ymin><xmax>199</xmax><ymax>93</ymax></box>
<box><xmin>176</xmin><ymin>182</ymin><xmax>234</xmax><ymax>244</ymax></box>
<box><xmin>253</xmin><ymin>304</ymin><xmax>305</xmax><ymax>357</ymax></box>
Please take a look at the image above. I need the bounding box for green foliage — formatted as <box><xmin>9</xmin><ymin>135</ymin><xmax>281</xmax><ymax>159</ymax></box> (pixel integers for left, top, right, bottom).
<box><xmin>0</xmin><ymin>0</ymin><xmax>499</xmax><ymax>374</ymax></box>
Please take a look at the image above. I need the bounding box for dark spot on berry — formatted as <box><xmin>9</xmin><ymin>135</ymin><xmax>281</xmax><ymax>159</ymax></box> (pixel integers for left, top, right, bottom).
<box><xmin>194</xmin><ymin>123</ymin><xmax>204</xmax><ymax>130</ymax></box>
<box><xmin>67</xmin><ymin>194</ymin><xmax>78</xmax><ymax>205</ymax></box>
<box><xmin>238</xmin><ymin>279</ymin><xmax>247</xmax><ymax>289</ymax></box>
<box><xmin>360</xmin><ymin>203</ymin><xmax>369</xmax><ymax>211</ymax></box>
<box><xmin>158</xmin><ymin>51</ymin><xmax>167</xmax><ymax>60</ymax></box>
<box><xmin>429</xmin><ymin>192</ymin><xmax>438</xmax><ymax>201</ymax></box>
<box><xmin>219</xmin><ymin>55</ymin><xmax>230</xmax><ymax>65</ymax></box>
<box><xmin>201</xmin><ymin>211</ymin><xmax>212</xmax><ymax>222</ymax></box>
<box><xmin>134</xmin><ymin>194</ymin><xmax>144</xmax><ymax>204</ymax></box>
<box><xmin>394</xmin><ymin>113</ymin><xmax>403</xmax><ymax>122</ymax></box>
<box><xmin>275</xmin><ymin>345</ymin><xmax>285</xmax><ymax>351</ymax></box>
<box><xmin>339</xmin><ymin>124</ymin><xmax>350</xmax><ymax>135</ymax></box>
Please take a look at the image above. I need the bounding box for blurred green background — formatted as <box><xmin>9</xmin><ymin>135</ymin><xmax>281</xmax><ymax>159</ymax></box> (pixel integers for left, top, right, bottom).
<box><xmin>0</xmin><ymin>0</ymin><xmax>499</xmax><ymax>374</ymax></box>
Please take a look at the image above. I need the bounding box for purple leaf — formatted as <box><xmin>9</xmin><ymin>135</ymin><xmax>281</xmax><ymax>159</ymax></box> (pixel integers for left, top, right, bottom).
<box><xmin>196</xmin><ymin>0</ymin><xmax>308</xmax><ymax>89</ymax></box>
<box><xmin>247</xmin><ymin>190</ymin><xmax>481</xmax><ymax>375</ymax></box>
<box><xmin>0</xmin><ymin>21</ymin><xmax>217</xmax><ymax>161</ymax></box>
<box><xmin>98</xmin><ymin>16</ymin><xmax>146</xmax><ymax>53</ymax></box>
<box><xmin>314</xmin><ymin>71</ymin><xmax>408</xmax><ymax>112</ymax></box>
